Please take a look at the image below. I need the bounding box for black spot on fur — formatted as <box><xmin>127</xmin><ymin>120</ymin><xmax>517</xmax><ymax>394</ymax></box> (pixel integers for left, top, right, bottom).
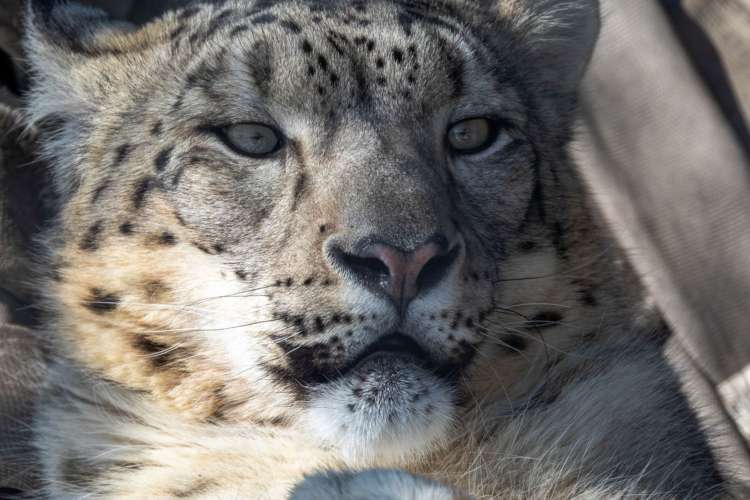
<box><xmin>205</xmin><ymin>8</ymin><xmax>235</xmax><ymax>38</ymax></box>
<box><xmin>113</xmin><ymin>144</ymin><xmax>132</xmax><ymax>167</ymax></box>
<box><xmin>158</xmin><ymin>231</ymin><xmax>178</xmax><ymax>246</ymax></box>
<box><xmin>326</xmin><ymin>34</ymin><xmax>346</xmax><ymax>55</ymax></box>
<box><xmin>79</xmin><ymin>221</ymin><xmax>104</xmax><ymax>251</ymax></box>
<box><xmin>447</xmin><ymin>56</ymin><xmax>464</xmax><ymax>98</ymax></box>
<box><xmin>529</xmin><ymin>311</ymin><xmax>564</xmax><ymax>329</ymax></box>
<box><xmin>193</xmin><ymin>242</ymin><xmax>212</xmax><ymax>254</ymax></box>
<box><xmin>150</xmin><ymin>121</ymin><xmax>163</xmax><ymax>136</ymax></box>
<box><xmin>188</xmin><ymin>31</ymin><xmax>204</xmax><ymax>46</ymax></box>
<box><xmin>301</xmin><ymin>39</ymin><xmax>313</xmax><ymax>54</ymax></box>
<box><xmin>119</xmin><ymin>222</ymin><xmax>134</xmax><ymax>235</ymax></box>
<box><xmin>172</xmin><ymin>92</ymin><xmax>185</xmax><ymax>110</ymax></box>
<box><xmin>177</xmin><ymin>6</ymin><xmax>201</xmax><ymax>21</ymax></box>
<box><xmin>132</xmin><ymin>336</ymin><xmax>178</xmax><ymax>369</ymax></box>
<box><xmin>230</xmin><ymin>24</ymin><xmax>249</xmax><ymax>37</ymax></box>
<box><xmin>91</xmin><ymin>180</ymin><xmax>110</xmax><ymax>203</ymax></box>
<box><xmin>154</xmin><ymin>146</ymin><xmax>174</xmax><ymax>172</ymax></box>
<box><xmin>314</xmin><ymin>316</ymin><xmax>325</xmax><ymax>332</ymax></box>
<box><xmin>317</xmin><ymin>55</ymin><xmax>329</xmax><ymax>72</ymax></box>
<box><xmin>133</xmin><ymin>177</ymin><xmax>155</xmax><ymax>209</ymax></box>
<box><xmin>235</xmin><ymin>270</ymin><xmax>248</xmax><ymax>280</ymax></box>
<box><xmin>251</xmin><ymin>13</ymin><xmax>277</xmax><ymax>26</ymax></box>
<box><xmin>84</xmin><ymin>288</ymin><xmax>120</xmax><ymax>314</ymax></box>
<box><xmin>170</xmin><ymin>25</ymin><xmax>187</xmax><ymax>41</ymax></box>
<box><xmin>500</xmin><ymin>335</ymin><xmax>528</xmax><ymax>354</ymax></box>
<box><xmin>280</xmin><ymin>20</ymin><xmax>301</xmax><ymax>33</ymax></box>
<box><xmin>392</xmin><ymin>48</ymin><xmax>404</xmax><ymax>64</ymax></box>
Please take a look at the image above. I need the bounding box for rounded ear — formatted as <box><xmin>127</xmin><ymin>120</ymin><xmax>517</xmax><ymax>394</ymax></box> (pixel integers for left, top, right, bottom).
<box><xmin>24</xmin><ymin>1</ymin><xmax>139</xmax><ymax>121</ymax></box>
<box><xmin>497</xmin><ymin>0</ymin><xmax>600</xmax><ymax>93</ymax></box>
<box><xmin>23</xmin><ymin>1</ymin><xmax>143</xmax><ymax>200</ymax></box>
<box><xmin>24</xmin><ymin>2</ymin><xmax>109</xmax><ymax>121</ymax></box>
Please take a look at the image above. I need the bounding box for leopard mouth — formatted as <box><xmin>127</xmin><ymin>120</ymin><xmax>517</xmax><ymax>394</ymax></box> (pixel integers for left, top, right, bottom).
<box><xmin>274</xmin><ymin>331</ymin><xmax>470</xmax><ymax>390</ymax></box>
<box><xmin>344</xmin><ymin>333</ymin><xmax>462</xmax><ymax>383</ymax></box>
<box><xmin>351</xmin><ymin>333</ymin><xmax>428</xmax><ymax>367</ymax></box>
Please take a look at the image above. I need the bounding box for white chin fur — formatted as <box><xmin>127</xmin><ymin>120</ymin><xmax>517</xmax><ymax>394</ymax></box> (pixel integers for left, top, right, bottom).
<box><xmin>304</xmin><ymin>355</ymin><xmax>455</xmax><ymax>465</ymax></box>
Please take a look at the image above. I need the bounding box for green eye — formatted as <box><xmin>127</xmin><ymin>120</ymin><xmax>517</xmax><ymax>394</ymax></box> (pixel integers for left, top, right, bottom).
<box><xmin>447</xmin><ymin>118</ymin><xmax>498</xmax><ymax>154</ymax></box>
<box><xmin>221</xmin><ymin>123</ymin><xmax>283</xmax><ymax>157</ymax></box>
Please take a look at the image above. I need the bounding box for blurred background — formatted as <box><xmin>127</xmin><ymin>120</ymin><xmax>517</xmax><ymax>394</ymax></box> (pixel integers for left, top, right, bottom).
<box><xmin>1</xmin><ymin>0</ymin><xmax>749</xmax><ymax>497</ymax></box>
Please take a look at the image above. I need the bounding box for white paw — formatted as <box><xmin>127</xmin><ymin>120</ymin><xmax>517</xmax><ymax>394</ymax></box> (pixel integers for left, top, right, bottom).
<box><xmin>290</xmin><ymin>469</ymin><xmax>467</xmax><ymax>500</ymax></box>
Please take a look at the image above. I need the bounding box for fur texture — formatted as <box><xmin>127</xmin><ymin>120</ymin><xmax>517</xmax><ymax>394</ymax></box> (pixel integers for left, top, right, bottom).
<box><xmin>23</xmin><ymin>0</ymin><xmax>731</xmax><ymax>498</ymax></box>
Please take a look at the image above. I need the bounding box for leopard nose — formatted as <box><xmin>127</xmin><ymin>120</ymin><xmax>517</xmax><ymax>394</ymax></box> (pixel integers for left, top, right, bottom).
<box><xmin>330</xmin><ymin>236</ymin><xmax>459</xmax><ymax>308</ymax></box>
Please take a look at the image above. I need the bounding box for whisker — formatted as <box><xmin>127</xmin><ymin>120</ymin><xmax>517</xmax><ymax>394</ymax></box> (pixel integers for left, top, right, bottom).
<box><xmin>136</xmin><ymin>318</ymin><xmax>279</xmax><ymax>335</ymax></box>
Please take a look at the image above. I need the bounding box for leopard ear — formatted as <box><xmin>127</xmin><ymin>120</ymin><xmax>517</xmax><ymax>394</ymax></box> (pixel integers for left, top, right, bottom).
<box><xmin>23</xmin><ymin>1</ymin><xmax>136</xmax><ymax>198</ymax></box>
<box><xmin>498</xmin><ymin>0</ymin><xmax>600</xmax><ymax>94</ymax></box>
<box><xmin>24</xmin><ymin>1</ymin><xmax>134</xmax><ymax>124</ymax></box>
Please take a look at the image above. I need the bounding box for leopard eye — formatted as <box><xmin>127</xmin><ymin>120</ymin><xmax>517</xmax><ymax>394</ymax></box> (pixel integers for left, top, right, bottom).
<box><xmin>221</xmin><ymin>123</ymin><xmax>283</xmax><ymax>158</ymax></box>
<box><xmin>447</xmin><ymin>118</ymin><xmax>498</xmax><ymax>155</ymax></box>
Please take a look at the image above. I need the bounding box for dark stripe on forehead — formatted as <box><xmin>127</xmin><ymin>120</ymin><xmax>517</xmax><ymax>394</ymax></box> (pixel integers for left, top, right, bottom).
<box><xmin>206</xmin><ymin>8</ymin><xmax>237</xmax><ymax>38</ymax></box>
<box><xmin>392</xmin><ymin>2</ymin><xmax>497</xmax><ymax>94</ymax></box>
<box><xmin>291</xmin><ymin>173</ymin><xmax>307</xmax><ymax>211</ymax></box>
<box><xmin>245</xmin><ymin>41</ymin><xmax>273</xmax><ymax>96</ymax></box>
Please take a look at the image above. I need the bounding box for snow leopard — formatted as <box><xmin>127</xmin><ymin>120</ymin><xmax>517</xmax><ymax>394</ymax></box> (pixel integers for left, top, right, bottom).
<box><xmin>22</xmin><ymin>0</ymin><xmax>729</xmax><ymax>497</ymax></box>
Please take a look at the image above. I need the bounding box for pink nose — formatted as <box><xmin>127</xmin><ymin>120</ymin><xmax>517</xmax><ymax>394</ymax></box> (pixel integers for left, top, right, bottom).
<box><xmin>329</xmin><ymin>235</ymin><xmax>460</xmax><ymax>310</ymax></box>
<box><xmin>367</xmin><ymin>242</ymin><xmax>443</xmax><ymax>304</ymax></box>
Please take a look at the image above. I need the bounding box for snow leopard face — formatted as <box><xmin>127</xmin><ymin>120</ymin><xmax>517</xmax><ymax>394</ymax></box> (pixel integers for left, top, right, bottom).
<box><xmin>27</xmin><ymin>0</ymin><xmax>602</xmax><ymax>465</ymax></box>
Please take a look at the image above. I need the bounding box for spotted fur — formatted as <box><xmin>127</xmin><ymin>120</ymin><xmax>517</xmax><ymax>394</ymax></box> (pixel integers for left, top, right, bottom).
<box><xmin>24</xmin><ymin>0</ymin><xmax>730</xmax><ymax>498</ymax></box>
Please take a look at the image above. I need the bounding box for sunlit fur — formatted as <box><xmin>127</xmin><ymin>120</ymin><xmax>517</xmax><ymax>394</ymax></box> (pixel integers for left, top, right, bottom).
<box><xmin>22</xmin><ymin>0</ymin><xmax>730</xmax><ymax>498</ymax></box>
